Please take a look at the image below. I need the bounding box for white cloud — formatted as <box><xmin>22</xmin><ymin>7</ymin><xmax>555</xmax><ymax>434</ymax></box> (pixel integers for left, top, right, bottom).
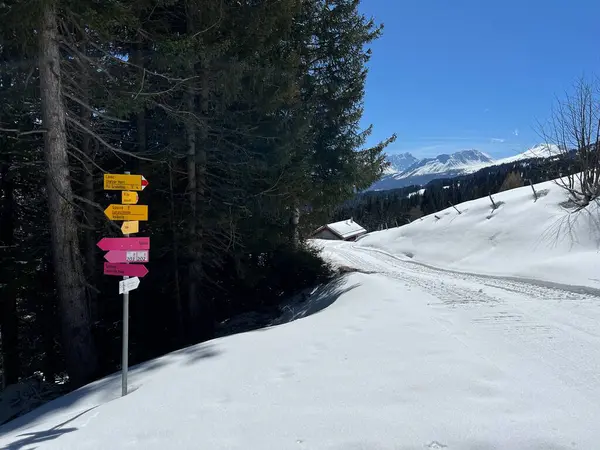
<box><xmin>513</xmin><ymin>129</ymin><xmax>519</xmax><ymax>136</ymax></box>
<box><xmin>491</xmin><ymin>138</ymin><xmax>505</xmax><ymax>143</ymax></box>
<box><xmin>414</xmin><ymin>136</ymin><xmax>474</xmax><ymax>142</ymax></box>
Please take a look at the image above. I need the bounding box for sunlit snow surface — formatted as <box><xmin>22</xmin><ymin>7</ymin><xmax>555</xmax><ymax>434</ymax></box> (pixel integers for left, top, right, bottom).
<box><xmin>2</xmin><ymin>177</ymin><xmax>600</xmax><ymax>449</ymax></box>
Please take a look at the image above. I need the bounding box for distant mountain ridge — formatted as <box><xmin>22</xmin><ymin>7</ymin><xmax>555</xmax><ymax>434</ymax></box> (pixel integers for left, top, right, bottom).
<box><xmin>373</xmin><ymin>144</ymin><xmax>560</xmax><ymax>191</ymax></box>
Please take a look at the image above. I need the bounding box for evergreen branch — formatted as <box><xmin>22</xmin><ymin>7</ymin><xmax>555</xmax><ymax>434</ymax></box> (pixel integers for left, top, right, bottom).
<box><xmin>85</xmin><ymin>39</ymin><xmax>201</xmax><ymax>83</ymax></box>
<box><xmin>0</xmin><ymin>127</ymin><xmax>46</xmax><ymax>137</ymax></box>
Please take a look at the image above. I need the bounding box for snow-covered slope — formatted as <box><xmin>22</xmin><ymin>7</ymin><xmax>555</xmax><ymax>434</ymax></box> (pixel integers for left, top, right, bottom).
<box><xmin>3</xmin><ymin>178</ymin><xmax>600</xmax><ymax>449</ymax></box>
<box><xmin>497</xmin><ymin>143</ymin><xmax>562</xmax><ymax>164</ymax></box>
<box><xmin>359</xmin><ymin>177</ymin><xmax>600</xmax><ymax>288</ymax></box>
<box><xmin>373</xmin><ymin>144</ymin><xmax>561</xmax><ymax>191</ymax></box>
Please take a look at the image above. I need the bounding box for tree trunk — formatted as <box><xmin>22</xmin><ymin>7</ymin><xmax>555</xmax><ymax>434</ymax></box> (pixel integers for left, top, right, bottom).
<box><xmin>79</xmin><ymin>69</ymin><xmax>98</xmax><ymax>322</ymax></box>
<box><xmin>39</xmin><ymin>2</ymin><xmax>97</xmax><ymax>386</ymax></box>
<box><xmin>39</xmin><ymin>254</ymin><xmax>59</xmax><ymax>384</ymax></box>
<box><xmin>184</xmin><ymin>5</ymin><xmax>206</xmax><ymax>341</ymax></box>
<box><xmin>196</xmin><ymin>69</ymin><xmax>212</xmax><ymax>340</ymax></box>
<box><xmin>133</xmin><ymin>41</ymin><xmax>147</xmax><ymax>158</ymax></box>
<box><xmin>169</xmin><ymin>159</ymin><xmax>184</xmax><ymax>343</ymax></box>
<box><xmin>290</xmin><ymin>201</ymin><xmax>300</xmax><ymax>248</ymax></box>
<box><xmin>185</xmin><ymin>82</ymin><xmax>201</xmax><ymax>339</ymax></box>
<box><xmin>0</xmin><ymin>154</ymin><xmax>19</xmax><ymax>387</ymax></box>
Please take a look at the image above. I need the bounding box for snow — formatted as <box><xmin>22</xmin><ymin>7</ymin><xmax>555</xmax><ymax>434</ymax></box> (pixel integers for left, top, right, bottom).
<box><xmin>407</xmin><ymin>188</ymin><xmax>426</xmax><ymax>198</ymax></box>
<box><xmin>324</xmin><ymin>219</ymin><xmax>366</xmax><ymax>239</ymax></box>
<box><xmin>358</xmin><ymin>177</ymin><xmax>600</xmax><ymax>289</ymax></box>
<box><xmin>3</xmin><ymin>179</ymin><xmax>600</xmax><ymax>449</ymax></box>
<box><xmin>497</xmin><ymin>143</ymin><xmax>562</xmax><ymax>165</ymax></box>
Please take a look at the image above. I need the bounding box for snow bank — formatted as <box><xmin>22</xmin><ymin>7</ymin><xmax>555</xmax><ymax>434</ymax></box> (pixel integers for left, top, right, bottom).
<box><xmin>359</xmin><ymin>178</ymin><xmax>600</xmax><ymax>288</ymax></box>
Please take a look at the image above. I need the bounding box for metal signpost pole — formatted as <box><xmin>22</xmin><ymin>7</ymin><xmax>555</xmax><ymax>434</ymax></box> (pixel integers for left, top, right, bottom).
<box><xmin>122</xmin><ymin>171</ymin><xmax>130</xmax><ymax>397</ymax></box>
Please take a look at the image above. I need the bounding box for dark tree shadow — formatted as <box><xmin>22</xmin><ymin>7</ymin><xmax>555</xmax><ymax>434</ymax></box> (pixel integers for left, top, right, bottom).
<box><xmin>171</xmin><ymin>343</ymin><xmax>222</xmax><ymax>366</ymax></box>
<box><xmin>0</xmin><ymin>347</ymin><xmax>198</xmax><ymax>436</ymax></box>
<box><xmin>0</xmin><ymin>407</ymin><xmax>97</xmax><ymax>450</ymax></box>
<box><xmin>270</xmin><ymin>274</ymin><xmax>362</xmax><ymax>326</ymax></box>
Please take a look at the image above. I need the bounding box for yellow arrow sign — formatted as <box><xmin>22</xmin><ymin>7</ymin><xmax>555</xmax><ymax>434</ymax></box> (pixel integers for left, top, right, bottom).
<box><xmin>121</xmin><ymin>191</ymin><xmax>139</xmax><ymax>205</ymax></box>
<box><xmin>121</xmin><ymin>221</ymin><xmax>139</xmax><ymax>234</ymax></box>
<box><xmin>104</xmin><ymin>174</ymin><xmax>148</xmax><ymax>191</ymax></box>
<box><xmin>104</xmin><ymin>204</ymin><xmax>148</xmax><ymax>221</ymax></box>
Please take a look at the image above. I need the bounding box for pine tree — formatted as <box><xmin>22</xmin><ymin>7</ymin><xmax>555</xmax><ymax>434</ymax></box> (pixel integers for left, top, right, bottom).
<box><xmin>499</xmin><ymin>171</ymin><xmax>524</xmax><ymax>192</ymax></box>
<box><xmin>292</xmin><ymin>0</ymin><xmax>395</xmax><ymax>231</ymax></box>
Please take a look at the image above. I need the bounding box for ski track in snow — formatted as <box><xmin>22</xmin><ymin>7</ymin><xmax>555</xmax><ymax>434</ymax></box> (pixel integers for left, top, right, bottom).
<box><xmin>330</xmin><ymin>242</ymin><xmax>600</xmax><ymax>397</ymax></box>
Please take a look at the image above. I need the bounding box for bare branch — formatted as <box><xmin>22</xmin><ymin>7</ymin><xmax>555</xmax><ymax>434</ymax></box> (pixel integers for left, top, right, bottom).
<box><xmin>65</xmin><ymin>115</ymin><xmax>158</xmax><ymax>162</ymax></box>
<box><xmin>63</xmin><ymin>92</ymin><xmax>130</xmax><ymax>123</ymax></box>
<box><xmin>0</xmin><ymin>127</ymin><xmax>47</xmax><ymax>137</ymax></box>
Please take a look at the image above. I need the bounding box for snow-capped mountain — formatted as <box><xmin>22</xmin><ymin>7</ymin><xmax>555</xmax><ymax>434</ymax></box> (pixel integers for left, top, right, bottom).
<box><xmin>373</xmin><ymin>149</ymin><xmax>493</xmax><ymax>190</ymax></box>
<box><xmin>384</xmin><ymin>152</ymin><xmax>419</xmax><ymax>174</ymax></box>
<box><xmin>400</xmin><ymin>150</ymin><xmax>493</xmax><ymax>178</ymax></box>
<box><xmin>371</xmin><ymin>145</ymin><xmax>560</xmax><ymax>191</ymax></box>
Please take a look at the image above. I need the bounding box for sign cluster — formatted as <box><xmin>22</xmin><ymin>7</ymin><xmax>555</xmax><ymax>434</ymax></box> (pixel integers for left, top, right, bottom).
<box><xmin>100</xmin><ymin>174</ymin><xmax>150</xmax><ymax>293</ymax></box>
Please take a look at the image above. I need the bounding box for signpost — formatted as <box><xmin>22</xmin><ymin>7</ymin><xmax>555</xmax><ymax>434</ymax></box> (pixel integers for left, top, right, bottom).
<box><xmin>121</xmin><ymin>191</ymin><xmax>139</xmax><ymax>205</ymax></box>
<box><xmin>100</xmin><ymin>172</ymin><xmax>150</xmax><ymax>397</ymax></box>
<box><xmin>97</xmin><ymin>237</ymin><xmax>150</xmax><ymax>251</ymax></box>
<box><xmin>104</xmin><ymin>263</ymin><xmax>149</xmax><ymax>278</ymax></box>
<box><xmin>104</xmin><ymin>250</ymin><xmax>150</xmax><ymax>263</ymax></box>
<box><xmin>104</xmin><ymin>204</ymin><xmax>148</xmax><ymax>221</ymax></box>
<box><xmin>121</xmin><ymin>221</ymin><xmax>139</xmax><ymax>235</ymax></box>
<box><xmin>104</xmin><ymin>174</ymin><xmax>149</xmax><ymax>191</ymax></box>
<box><xmin>119</xmin><ymin>277</ymin><xmax>140</xmax><ymax>294</ymax></box>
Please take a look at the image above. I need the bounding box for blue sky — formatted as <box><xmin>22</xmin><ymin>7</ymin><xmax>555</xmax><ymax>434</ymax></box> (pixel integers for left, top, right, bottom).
<box><xmin>359</xmin><ymin>0</ymin><xmax>600</xmax><ymax>159</ymax></box>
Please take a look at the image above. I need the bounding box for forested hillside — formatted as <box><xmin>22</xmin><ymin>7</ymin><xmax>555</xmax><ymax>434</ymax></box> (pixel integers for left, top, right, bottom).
<box><xmin>0</xmin><ymin>0</ymin><xmax>395</xmax><ymax>398</ymax></box>
<box><xmin>335</xmin><ymin>152</ymin><xmax>577</xmax><ymax>231</ymax></box>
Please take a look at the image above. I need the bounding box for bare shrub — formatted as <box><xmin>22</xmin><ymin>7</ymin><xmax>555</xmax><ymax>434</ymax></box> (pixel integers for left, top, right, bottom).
<box><xmin>541</xmin><ymin>76</ymin><xmax>600</xmax><ymax>208</ymax></box>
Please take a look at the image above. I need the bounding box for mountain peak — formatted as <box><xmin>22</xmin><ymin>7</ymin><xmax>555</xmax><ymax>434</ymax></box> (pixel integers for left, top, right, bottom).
<box><xmin>448</xmin><ymin>149</ymin><xmax>494</xmax><ymax>163</ymax></box>
<box><xmin>385</xmin><ymin>152</ymin><xmax>419</xmax><ymax>174</ymax></box>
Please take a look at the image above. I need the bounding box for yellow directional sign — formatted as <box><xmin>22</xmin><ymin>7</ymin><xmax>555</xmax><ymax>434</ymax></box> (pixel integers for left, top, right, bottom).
<box><xmin>104</xmin><ymin>204</ymin><xmax>148</xmax><ymax>221</ymax></box>
<box><xmin>104</xmin><ymin>174</ymin><xmax>149</xmax><ymax>191</ymax></box>
<box><xmin>121</xmin><ymin>191</ymin><xmax>139</xmax><ymax>205</ymax></box>
<box><xmin>121</xmin><ymin>221</ymin><xmax>139</xmax><ymax>234</ymax></box>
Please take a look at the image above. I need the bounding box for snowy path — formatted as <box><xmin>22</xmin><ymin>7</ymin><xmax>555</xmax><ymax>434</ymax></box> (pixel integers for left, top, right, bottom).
<box><xmin>326</xmin><ymin>241</ymin><xmax>600</xmax><ymax>398</ymax></box>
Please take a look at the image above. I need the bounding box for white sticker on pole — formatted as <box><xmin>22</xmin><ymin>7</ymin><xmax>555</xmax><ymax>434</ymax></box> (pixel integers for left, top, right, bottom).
<box><xmin>126</xmin><ymin>251</ymin><xmax>149</xmax><ymax>263</ymax></box>
<box><xmin>119</xmin><ymin>277</ymin><xmax>140</xmax><ymax>294</ymax></box>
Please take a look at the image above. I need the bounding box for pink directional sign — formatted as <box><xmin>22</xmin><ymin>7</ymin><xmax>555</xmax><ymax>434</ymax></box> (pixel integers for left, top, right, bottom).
<box><xmin>97</xmin><ymin>237</ymin><xmax>150</xmax><ymax>251</ymax></box>
<box><xmin>104</xmin><ymin>263</ymin><xmax>149</xmax><ymax>278</ymax></box>
<box><xmin>104</xmin><ymin>250</ymin><xmax>149</xmax><ymax>263</ymax></box>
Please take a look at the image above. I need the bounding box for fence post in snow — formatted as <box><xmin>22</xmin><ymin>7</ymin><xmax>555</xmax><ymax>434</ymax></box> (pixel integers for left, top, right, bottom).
<box><xmin>448</xmin><ymin>201</ymin><xmax>462</xmax><ymax>215</ymax></box>
<box><xmin>530</xmin><ymin>180</ymin><xmax>538</xmax><ymax>201</ymax></box>
<box><xmin>489</xmin><ymin>194</ymin><xmax>497</xmax><ymax>210</ymax></box>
